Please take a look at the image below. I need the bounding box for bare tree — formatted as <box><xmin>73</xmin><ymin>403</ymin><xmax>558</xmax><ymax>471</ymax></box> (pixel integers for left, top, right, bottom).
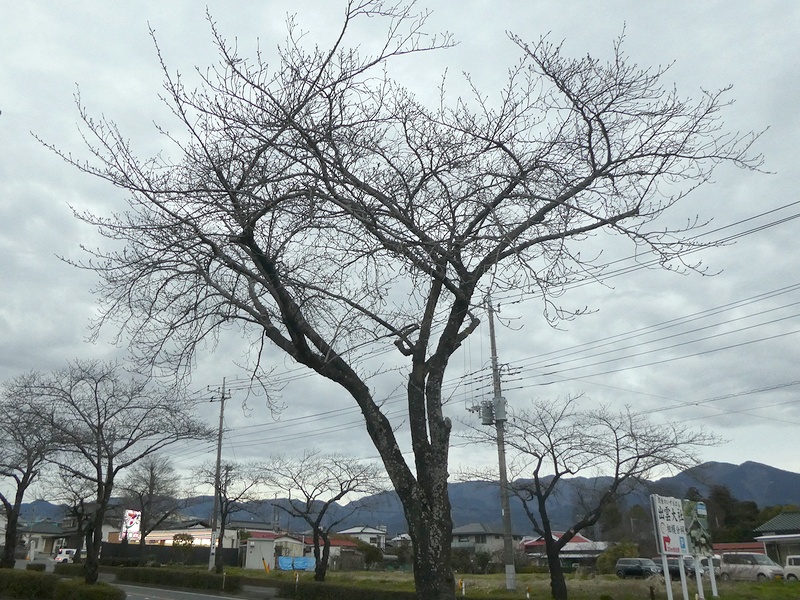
<box><xmin>118</xmin><ymin>454</ymin><xmax>184</xmax><ymax>562</ymax></box>
<box><xmin>469</xmin><ymin>397</ymin><xmax>718</xmax><ymax>600</ymax></box>
<box><xmin>46</xmin><ymin>466</ymin><xmax>96</xmax><ymax>564</ymax></box>
<box><xmin>264</xmin><ymin>449</ymin><xmax>388</xmax><ymax>581</ymax></box>
<box><xmin>28</xmin><ymin>360</ymin><xmax>211</xmax><ymax>584</ymax></box>
<box><xmin>0</xmin><ymin>375</ymin><xmax>57</xmax><ymax>568</ymax></box>
<box><xmin>193</xmin><ymin>460</ymin><xmax>265</xmax><ymax>573</ymax></box>
<box><xmin>47</xmin><ymin>2</ymin><xmax>761</xmax><ymax>597</ymax></box>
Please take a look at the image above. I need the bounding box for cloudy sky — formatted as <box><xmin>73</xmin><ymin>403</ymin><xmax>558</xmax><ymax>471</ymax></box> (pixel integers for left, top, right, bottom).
<box><xmin>2</xmin><ymin>1</ymin><xmax>800</xmax><ymax>496</ymax></box>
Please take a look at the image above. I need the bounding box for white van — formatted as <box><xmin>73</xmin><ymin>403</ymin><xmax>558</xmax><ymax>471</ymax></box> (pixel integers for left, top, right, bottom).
<box><xmin>785</xmin><ymin>555</ymin><xmax>800</xmax><ymax>581</ymax></box>
<box><xmin>719</xmin><ymin>552</ymin><xmax>783</xmax><ymax>581</ymax></box>
<box><xmin>54</xmin><ymin>548</ymin><xmax>76</xmax><ymax>563</ymax></box>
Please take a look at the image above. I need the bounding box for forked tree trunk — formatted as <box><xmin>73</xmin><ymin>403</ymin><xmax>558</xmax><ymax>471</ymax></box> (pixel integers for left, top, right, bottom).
<box><xmin>314</xmin><ymin>538</ymin><xmax>331</xmax><ymax>582</ymax></box>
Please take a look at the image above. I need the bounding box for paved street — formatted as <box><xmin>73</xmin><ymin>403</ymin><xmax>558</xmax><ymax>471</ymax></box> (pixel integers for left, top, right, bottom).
<box><xmin>117</xmin><ymin>584</ymin><xmax>277</xmax><ymax>600</ymax></box>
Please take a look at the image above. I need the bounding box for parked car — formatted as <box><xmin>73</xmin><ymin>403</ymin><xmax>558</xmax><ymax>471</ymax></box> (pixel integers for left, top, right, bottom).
<box><xmin>615</xmin><ymin>557</ymin><xmax>663</xmax><ymax>578</ymax></box>
<box><xmin>54</xmin><ymin>548</ymin><xmax>76</xmax><ymax>563</ymax></box>
<box><xmin>701</xmin><ymin>555</ymin><xmax>721</xmax><ymax>578</ymax></box>
<box><xmin>784</xmin><ymin>555</ymin><xmax>800</xmax><ymax>581</ymax></box>
<box><xmin>655</xmin><ymin>556</ymin><xmax>701</xmax><ymax>578</ymax></box>
<box><xmin>719</xmin><ymin>552</ymin><xmax>783</xmax><ymax>581</ymax></box>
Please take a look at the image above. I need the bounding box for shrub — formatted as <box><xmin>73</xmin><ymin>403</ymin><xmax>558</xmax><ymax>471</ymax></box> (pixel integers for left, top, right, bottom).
<box><xmin>54</xmin><ymin>563</ymin><xmax>85</xmax><ymax>577</ymax></box>
<box><xmin>0</xmin><ymin>569</ymin><xmax>59</xmax><ymax>599</ymax></box>
<box><xmin>53</xmin><ymin>579</ymin><xmax>126</xmax><ymax>600</ymax></box>
<box><xmin>25</xmin><ymin>563</ymin><xmax>47</xmax><ymax>572</ymax></box>
<box><xmin>114</xmin><ymin>567</ymin><xmax>242</xmax><ymax>592</ymax></box>
<box><xmin>596</xmin><ymin>542</ymin><xmax>638</xmax><ymax>574</ymax></box>
<box><xmin>98</xmin><ymin>557</ymin><xmax>144</xmax><ymax>567</ymax></box>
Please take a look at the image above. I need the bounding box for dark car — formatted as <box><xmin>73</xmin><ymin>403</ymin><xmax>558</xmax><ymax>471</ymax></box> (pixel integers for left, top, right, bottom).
<box><xmin>615</xmin><ymin>557</ymin><xmax>663</xmax><ymax>578</ymax></box>
<box><xmin>656</xmin><ymin>556</ymin><xmax>698</xmax><ymax>578</ymax></box>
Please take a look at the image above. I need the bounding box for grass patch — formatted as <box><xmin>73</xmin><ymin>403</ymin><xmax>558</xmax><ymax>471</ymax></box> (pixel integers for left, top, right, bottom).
<box><xmin>242</xmin><ymin>568</ymin><xmax>800</xmax><ymax>600</ymax></box>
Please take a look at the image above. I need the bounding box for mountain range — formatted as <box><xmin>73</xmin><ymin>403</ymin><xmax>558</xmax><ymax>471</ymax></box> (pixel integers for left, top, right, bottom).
<box><xmin>19</xmin><ymin>461</ymin><xmax>800</xmax><ymax>538</ymax></box>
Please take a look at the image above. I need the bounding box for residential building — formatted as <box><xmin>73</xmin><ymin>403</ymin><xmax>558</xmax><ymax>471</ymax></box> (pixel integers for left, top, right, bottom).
<box><xmin>241</xmin><ymin>531</ymin><xmax>304</xmax><ymax>570</ymax></box>
<box><xmin>521</xmin><ymin>531</ymin><xmax>609</xmax><ymax>567</ymax></box>
<box><xmin>451</xmin><ymin>522</ymin><xmax>524</xmax><ymax>557</ymax></box>
<box><xmin>336</xmin><ymin>525</ymin><xmax>387</xmax><ymax>550</ymax></box>
<box><xmin>133</xmin><ymin>519</ymin><xmax>238</xmax><ymax>548</ymax></box>
<box><xmin>754</xmin><ymin>511</ymin><xmax>800</xmax><ymax>563</ymax></box>
<box><xmin>24</xmin><ymin>521</ymin><xmax>68</xmax><ymax>559</ymax></box>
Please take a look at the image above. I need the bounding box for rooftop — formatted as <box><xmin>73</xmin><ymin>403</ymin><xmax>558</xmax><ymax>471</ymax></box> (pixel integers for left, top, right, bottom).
<box><xmin>754</xmin><ymin>511</ymin><xmax>800</xmax><ymax>535</ymax></box>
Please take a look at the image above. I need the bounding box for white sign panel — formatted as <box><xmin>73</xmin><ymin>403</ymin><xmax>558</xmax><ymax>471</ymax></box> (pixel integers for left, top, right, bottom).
<box><xmin>121</xmin><ymin>509</ymin><xmax>142</xmax><ymax>542</ymax></box>
<box><xmin>651</xmin><ymin>494</ymin><xmax>689</xmax><ymax>555</ymax></box>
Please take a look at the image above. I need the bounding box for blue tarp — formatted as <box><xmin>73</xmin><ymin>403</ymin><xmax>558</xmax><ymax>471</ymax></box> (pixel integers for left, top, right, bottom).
<box><xmin>277</xmin><ymin>556</ymin><xmax>314</xmax><ymax>570</ymax></box>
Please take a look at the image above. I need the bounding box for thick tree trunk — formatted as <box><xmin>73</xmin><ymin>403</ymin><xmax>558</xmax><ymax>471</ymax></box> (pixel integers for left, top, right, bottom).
<box><xmin>406</xmin><ymin>502</ymin><xmax>455</xmax><ymax>600</ymax></box>
<box><xmin>83</xmin><ymin>523</ymin><xmax>100</xmax><ymax>585</ymax></box>
<box><xmin>313</xmin><ymin>536</ymin><xmax>330</xmax><ymax>582</ymax></box>
<box><xmin>138</xmin><ymin>537</ymin><xmax>148</xmax><ymax>563</ymax></box>
<box><xmin>546</xmin><ymin>542</ymin><xmax>568</xmax><ymax>600</ymax></box>
<box><xmin>0</xmin><ymin>514</ymin><xmax>19</xmax><ymax>568</ymax></box>
<box><xmin>1</xmin><ymin>481</ymin><xmax>30</xmax><ymax>568</ymax></box>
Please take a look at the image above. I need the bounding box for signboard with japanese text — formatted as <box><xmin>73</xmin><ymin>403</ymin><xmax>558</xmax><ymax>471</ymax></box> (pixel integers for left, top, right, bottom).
<box><xmin>651</xmin><ymin>494</ymin><xmax>689</xmax><ymax>555</ymax></box>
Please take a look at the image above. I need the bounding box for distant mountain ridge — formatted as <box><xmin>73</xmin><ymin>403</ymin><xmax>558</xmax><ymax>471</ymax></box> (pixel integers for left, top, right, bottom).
<box><xmin>19</xmin><ymin>461</ymin><xmax>800</xmax><ymax>538</ymax></box>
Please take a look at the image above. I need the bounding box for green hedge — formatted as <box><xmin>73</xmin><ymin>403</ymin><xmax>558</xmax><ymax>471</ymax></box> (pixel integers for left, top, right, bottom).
<box><xmin>0</xmin><ymin>570</ymin><xmax>59</xmax><ymax>599</ymax></box>
<box><xmin>114</xmin><ymin>567</ymin><xmax>242</xmax><ymax>593</ymax></box>
<box><xmin>53</xmin><ymin>563</ymin><xmax>85</xmax><ymax>577</ymax></box>
<box><xmin>53</xmin><ymin>580</ymin><xmax>126</xmax><ymax>600</ymax></box>
<box><xmin>0</xmin><ymin>568</ymin><xmax>125</xmax><ymax>600</ymax></box>
<box><xmin>24</xmin><ymin>563</ymin><xmax>47</xmax><ymax>572</ymax></box>
<box><xmin>276</xmin><ymin>580</ymin><xmax>418</xmax><ymax>600</ymax></box>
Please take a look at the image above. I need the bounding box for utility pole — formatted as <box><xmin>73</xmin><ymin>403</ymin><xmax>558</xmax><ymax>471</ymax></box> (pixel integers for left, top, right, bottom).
<box><xmin>487</xmin><ymin>297</ymin><xmax>516</xmax><ymax>591</ymax></box>
<box><xmin>208</xmin><ymin>378</ymin><xmax>227</xmax><ymax>571</ymax></box>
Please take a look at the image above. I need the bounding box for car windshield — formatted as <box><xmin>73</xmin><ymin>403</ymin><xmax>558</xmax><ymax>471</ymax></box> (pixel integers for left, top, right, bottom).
<box><xmin>753</xmin><ymin>555</ymin><xmax>778</xmax><ymax>566</ymax></box>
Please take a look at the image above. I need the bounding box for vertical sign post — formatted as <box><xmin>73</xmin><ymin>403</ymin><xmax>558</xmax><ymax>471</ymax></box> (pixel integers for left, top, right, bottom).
<box><xmin>652</xmin><ymin>494</ymin><xmax>691</xmax><ymax>600</ymax></box>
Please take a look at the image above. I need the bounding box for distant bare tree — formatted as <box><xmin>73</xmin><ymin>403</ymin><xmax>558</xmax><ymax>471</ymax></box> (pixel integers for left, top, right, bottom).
<box><xmin>465</xmin><ymin>396</ymin><xmax>718</xmax><ymax>600</ymax></box>
<box><xmin>264</xmin><ymin>449</ymin><xmax>388</xmax><ymax>581</ymax></box>
<box><xmin>46</xmin><ymin>466</ymin><xmax>96</xmax><ymax>564</ymax></box>
<box><xmin>48</xmin><ymin>2</ymin><xmax>761</xmax><ymax>597</ymax></box>
<box><xmin>0</xmin><ymin>375</ymin><xmax>57</xmax><ymax>568</ymax></box>
<box><xmin>194</xmin><ymin>460</ymin><xmax>265</xmax><ymax>573</ymax></box>
<box><xmin>28</xmin><ymin>360</ymin><xmax>211</xmax><ymax>584</ymax></box>
<box><xmin>119</xmin><ymin>454</ymin><xmax>185</xmax><ymax>561</ymax></box>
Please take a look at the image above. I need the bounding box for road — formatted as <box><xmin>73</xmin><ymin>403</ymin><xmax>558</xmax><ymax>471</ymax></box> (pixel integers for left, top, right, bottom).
<box><xmin>117</xmin><ymin>584</ymin><xmax>276</xmax><ymax>600</ymax></box>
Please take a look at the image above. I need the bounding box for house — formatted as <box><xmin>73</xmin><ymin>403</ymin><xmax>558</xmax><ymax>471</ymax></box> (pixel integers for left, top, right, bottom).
<box><xmin>303</xmin><ymin>533</ymin><xmax>364</xmax><ymax>571</ymax></box>
<box><xmin>241</xmin><ymin>530</ymin><xmax>304</xmax><ymax>570</ymax></box>
<box><xmin>134</xmin><ymin>519</ymin><xmax>238</xmax><ymax>548</ymax></box>
<box><xmin>336</xmin><ymin>525</ymin><xmax>387</xmax><ymax>550</ymax></box>
<box><xmin>60</xmin><ymin>515</ymin><xmax>117</xmax><ymax>550</ymax></box>
<box><xmin>451</xmin><ymin>523</ymin><xmax>524</xmax><ymax>558</ymax></box>
<box><xmin>753</xmin><ymin>511</ymin><xmax>800</xmax><ymax>563</ymax></box>
<box><xmin>23</xmin><ymin>521</ymin><xmax>69</xmax><ymax>559</ymax></box>
<box><xmin>521</xmin><ymin>531</ymin><xmax>609</xmax><ymax>567</ymax></box>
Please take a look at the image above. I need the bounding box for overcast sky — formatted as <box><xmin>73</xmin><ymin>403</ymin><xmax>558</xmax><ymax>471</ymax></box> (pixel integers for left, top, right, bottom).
<box><xmin>2</xmin><ymin>1</ymin><xmax>800</xmax><ymax>498</ymax></box>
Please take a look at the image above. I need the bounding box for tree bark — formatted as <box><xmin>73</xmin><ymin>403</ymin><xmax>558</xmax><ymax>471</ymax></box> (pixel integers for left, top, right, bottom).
<box><xmin>83</xmin><ymin>522</ymin><xmax>100</xmax><ymax>585</ymax></box>
<box><xmin>406</xmin><ymin>507</ymin><xmax>455</xmax><ymax>600</ymax></box>
<box><xmin>546</xmin><ymin>537</ymin><xmax>568</xmax><ymax>600</ymax></box>
<box><xmin>0</xmin><ymin>512</ymin><xmax>19</xmax><ymax>568</ymax></box>
<box><xmin>314</xmin><ymin>540</ymin><xmax>330</xmax><ymax>582</ymax></box>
